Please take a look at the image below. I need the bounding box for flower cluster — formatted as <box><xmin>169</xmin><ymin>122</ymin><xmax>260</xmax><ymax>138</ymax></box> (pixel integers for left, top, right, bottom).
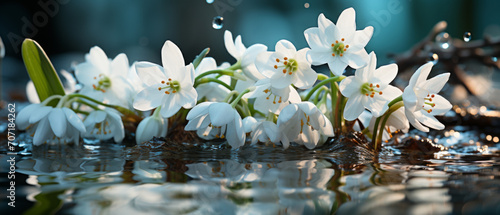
<box><xmin>18</xmin><ymin>7</ymin><xmax>452</xmax><ymax>150</ymax></box>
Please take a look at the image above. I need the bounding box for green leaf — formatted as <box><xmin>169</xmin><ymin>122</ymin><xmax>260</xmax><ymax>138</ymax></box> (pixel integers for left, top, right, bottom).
<box><xmin>22</xmin><ymin>39</ymin><xmax>65</xmax><ymax>106</ymax></box>
<box><xmin>192</xmin><ymin>47</ymin><xmax>210</xmax><ymax>69</ymax></box>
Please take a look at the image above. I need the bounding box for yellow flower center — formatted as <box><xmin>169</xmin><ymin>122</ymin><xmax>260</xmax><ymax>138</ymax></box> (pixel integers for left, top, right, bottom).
<box><xmin>360</xmin><ymin>83</ymin><xmax>383</xmax><ymax>98</ymax></box>
<box><xmin>273</xmin><ymin>57</ymin><xmax>298</xmax><ymax>75</ymax></box>
<box><xmin>157</xmin><ymin>78</ymin><xmax>181</xmax><ymax>94</ymax></box>
<box><xmin>92</xmin><ymin>74</ymin><xmax>111</xmax><ymax>93</ymax></box>
<box><xmin>331</xmin><ymin>38</ymin><xmax>350</xmax><ymax>57</ymax></box>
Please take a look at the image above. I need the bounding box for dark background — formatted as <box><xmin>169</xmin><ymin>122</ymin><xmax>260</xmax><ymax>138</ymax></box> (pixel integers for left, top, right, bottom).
<box><xmin>1</xmin><ymin>0</ymin><xmax>499</xmax><ymax>100</ymax></box>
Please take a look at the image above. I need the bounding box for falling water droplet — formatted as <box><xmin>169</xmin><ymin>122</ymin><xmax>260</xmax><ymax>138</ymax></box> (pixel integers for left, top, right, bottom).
<box><xmin>435</xmin><ymin>32</ymin><xmax>450</xmax><ymax>49</ymax></box>
<box><xmin>428</xmin><ymin>53</ymin><xmax>439</xmax><ymax>64</ymax></box>
<box><xmin>212</xmin><ymin>16</ymin><xmax>224</xmax><ymax>29</ymax></box>
<box><xmin>206</xmin><ymin>0</ymin><xmax>214</xmax><ymax>4</ymax></box>
<box><xmin>463</xmin><ymin>32</ymin><xmax>471</xmax><ymax>42</ymax></box>
<box><xmin>304</xmin><ymin>3</ymin><xmax>310</xmax><ymax>8</ymax></box>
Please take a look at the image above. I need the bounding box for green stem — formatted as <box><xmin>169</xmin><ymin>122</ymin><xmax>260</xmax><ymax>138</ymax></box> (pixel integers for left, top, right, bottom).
<box><xmin>194</xmin><ymin>77</ymin><xmax>234</xmax><ymax>91</ymax></box>
<box><xmin>194</xmin><ymin>69</ymin><xmax>236</xmax><ymax>82</ymax></box>
<box><xmin>313</xmin><ymin>86</ymin><xmax>329</xmax><ymax>104</ymax></box>
<box><xmin>40</xmin><ymin>95</ymin><xmax>63</xmax><ymax>106</ymax></box>
<box><xmin>223</xmin><ymin>91</ymin><xmax>239</xmax><ymax>103</ymax></box>
<box><xmin>68</xmin><ymin>93</ymin><xmax>136</xmax><ymax>117</ymax></box>
<box><xmin>230</xmin><ymin>88</ymin><xmax>251</xmax><ymax>108</ymax></box>
<box><xmin>303</xmin><ymin>76</ymin><xmax>345</xmax><ymax>101</ymax></box>
<box><xmin>375</xmin><ymin>101</ymin><xmax>404</xmax><ymax>150</ymax></box>
<box><xmin>317</xmin><ymin>73</ymin><xmax>329</xmax><ymax>81</ymax></box>
<box><xmin>371</xmin><ymin>117</ymin><xmax>382</xmax><ymax>148</ymax></box>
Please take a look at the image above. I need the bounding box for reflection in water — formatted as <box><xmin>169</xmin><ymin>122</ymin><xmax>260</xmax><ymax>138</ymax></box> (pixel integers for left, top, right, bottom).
<box><xmin>6</xmin><ymin>134</ymin><xmax>500</xmax><ymax>214</ymax></box>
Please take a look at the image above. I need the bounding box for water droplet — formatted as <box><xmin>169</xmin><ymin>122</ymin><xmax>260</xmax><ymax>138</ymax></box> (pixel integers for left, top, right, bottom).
<box><xmin>206</xmin><ymin>0</ymin><xmax>214</xmax><ymax>4</ymax></box>
<box><xmin>492</xmin><ymin>57</ymin><xmax>498</xmax><ymax>62</ymax></box>
<box><xmin>304</xmin><ymin>3</ymin><xmax>310</xmax><ymax>8</ymax></box>
<box><xmin>435</xmin><ymin>32</ymin><xmax>450</xmax><ymax>49</ymax></box>
<box><xmin>463</xmin><ymin>32</ymin><xmax>471</xmax><ymax>42</ymax></box>
<box><xmin>428</xmin><ymin>53</ymin><xmax>439</xmax><ymax>64</ymax></box>
<box><xmin>212</xmin><ymin>16</ymin><xmax>223</xmax><ymax>29</ymax></box>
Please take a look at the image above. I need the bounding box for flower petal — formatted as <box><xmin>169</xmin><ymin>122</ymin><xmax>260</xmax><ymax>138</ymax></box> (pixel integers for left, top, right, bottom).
<box><xmin>29</xmin><ymin>106</ymin><xmax>52</xmax><ymax>124</ymax></box>
<box><xmin>409</xmin><ymin>62</ymin><xmax>433</xmax><ymax>88</ymax></box>
<box><xmin>161</xmin><ymin>40</ymin><xmax>185</xmax><ymax>74</ymax></box>
<box><xmin>110</xmin><ymin>53</ymin><xmax>129</xmax><ymax>76</ymax></box>
<box><xmin>277</xmin><ymin>104</ymin><xmax>298</xmax><ymax>126</ymax></box>
<box><xmin>48</xmin><ymin>108</ymin><xmax>67</xmax><ymax>138</ymax></box>
<box><xmin>421</xmin><ymin>73</ymin><xmax>450</xmax><ymax>94</ymax></box>
<box><xmin>135</xmin><ymin>62</ymin><xmax>167</xmax><ymax>86</ymax></box>
<box><xmin>180</xmin><ymin>86</ymin><xmax>198</xmax><ymax>109</ymax></box>
<box><xmin>186</xmin><ymin>102</ymin><xmax>213</xmax><ymax>120</ymax></box>
<box><xmin>63</xmin><ymin>107</ymin><xmax>86</xmax><ymax>133</ymax></box>
<box><xmin>336</xmin><ymin>8</ymin><xmax>356</xmax><ymax>39</ymax></box>
<box><xmin>33</xmin><ymin>118</ymin><xmax>51</xmax><ymax>146</ymax></box>
<box><xmin>17</xmin><ymin>104</ymin><xmax>40</xmax><ymax>130</ymax></box>
<box><xmin>339</xmin><ymin>76</ymin><xmax>361</xmax><ymax>98</ymax></box>
<box><xmin>344</xmin><ymin>95</ymin><xmax>365</xmax><ymax>121</ymax></box>
<box><xmin>344</xmin><ymin>49</ymin><xmax>369</xmax><ymax>69</ymax></box>
<box><xmin>430</xmin><ymin>94</ymin><xmax>452</xmax><ymax>115</ymax></box>
<box><xmin>328</xmin><ymin>58</ymin><xmax>348</xmax><ymax>76</ymax></box>
<box><xmin>86</xmin><ymin>46</ymin><xmax>109</xmax><ymax>74</ymax></box>
<box><xmin>304</xmin><ymin>27</ymin><xmax>328</xmax><ymax>51</ymax></box>
<box><xmin>349</xmin><ymin>26</ymin><xmax>374</xmax><ymax>52</ymax></box>
<box><xmin>209</xmin><ymin>103</ymin><xmax>234</xmax><ymax>126</ymax></box>
<box><xmin>224</xmin><ymin>30</ymin><xmax>241</xmax><ymax>59</ymax></box>
<box><xmin>374</xmin><ymin>63</ymin><xmax>398</xmax><ymax>86</ymax></box>
<box><xmin>160</xmin><ymin>94</ymin><xmax>182</xmax><ymax>118</ymax></box>
<box><xmin>405</xmin><ymin>108</ymin><xmax>429</xmax><ymax>132</ymax></box>
<box><xmin>226</xmin><ymin>111</ymin><xmax>245</xmax><ymax>148</ymax></box>
<box><xmin>415</xmin><ymin>111</ymin><xmax>445</xmax><ymax>130</ymax></box>
<box><xmin>307</xmin><ymin>50</ymin><xmax>333</xmax><ymax>66</ymax></box>
<box><xmin>133</xmin><ymin>85</ymin><xmax>164</xmax><ymax>111</ymax></box>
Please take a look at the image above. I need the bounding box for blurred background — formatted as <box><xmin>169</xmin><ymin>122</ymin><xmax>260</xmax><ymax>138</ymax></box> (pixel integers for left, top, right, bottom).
<box><xmin>1</xmin><ymin>0</ymin><xmax>500</xmax><ymax>101</ymax></box>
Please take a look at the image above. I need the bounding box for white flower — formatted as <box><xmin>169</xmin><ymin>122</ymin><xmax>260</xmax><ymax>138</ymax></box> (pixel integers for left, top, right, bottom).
<box><xmin>135</xmin><ymin>109</ymin><xmax>168</xmax><ymax>144</ymax></box>
<box><xmin>185</xmin><ymin>102</ymin><xmax>245</xmax><ymax>148</ymax></box>
<box><xmin>339</xmin><ymin>52</ymin><xmax>402</xmax><ymax>120</ymax></box>
<box><xmin>83</xmin><ymin>108</ymin><xmax>125</xmax><ymax>143</ymax></box>
<box><xmin>251</xmin><ymin>121</ymin><xmax>290</xmax><ymax>149</ymax></box>
<box><xmin>277</xmin><ymin>102</ymin><xmax>334</xmax><ymax>149</ymax></box>
<box><xmin>75</xmin><ymin>46</ymin><xmax>135</xmax><ymax>107</ymax></box>
<box><xmin>224</xmin><ymin>30</ymin><xmax>267</xmax><ymax>82</ymax></box>
<box><xmin>244</xmin><ymin>78</ymin><xmax>301</xmax><ymax>114</ymax></box>
<box><xmin>17</xmin><ymin>104</ymin><xmax>86</xmax><ymax>145</ymax></box>
<box><xmin>304</xmin><ymin>8</ymin><xmax>373</xmax><ymax>76</ymax></box>
<box><xmin>194</xmin><ymin>57</ymin><xmax>231</xmax><ymax>101</ymax></box>
<box><xmin>403</xmin><ymin>62</ymin><xmax>452</xmax><ymax>132</ymax></box>
<box><xmin>133</xmin><ymin>40</ymin><xmax>198</xmax><ymax>118</ymax></box>
<box><xmin>256</xmin><ymin>40</ymin><xmax>317</xmax><ymax>89</ymax></box>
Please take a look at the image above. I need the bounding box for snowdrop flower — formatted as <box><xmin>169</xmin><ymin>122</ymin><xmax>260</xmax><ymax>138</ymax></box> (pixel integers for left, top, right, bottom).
<box><xmin>277</xmin><ymin>102</ymin><xmax>334</xmax><ymax>149</ymax></box>
<box><xmin>339</xmin><ymin>52</ymin><xmax>402</xmax><ymax>120</ymax></box>
<box><xmin>83</xmin><ymin>108</ymin><xmax>125</xmax><ymax>143</ymax></box>
<box><xmin>185</xmin><ymin>102</ymin><xmax>245</xmax><ymax>149</ymax></box>
<box><xmin>304</xmin><ymin>8</ymin><xmax>373</xmax><ymax>76</ymax></box>
<box><xmin>75</xmin><ymin>46</ymin><xmax>135</xmax><ymax>107</ymax></box>
<box><xmin>256</xmin><ymin>40</ymin><xmax>317</xmax><ymax>89</ymax></box>
<box><xmin>133</xmin><ymin>40</ymin><xmax>197</xmax><ymax>118</ymax></box>
<box><xmin>224</xmin><ymin>30</ymin><xmax>267</xmax><ymax>82</ymax></box>
<box><xmin>194</xmin><ymin>57</ymin><xmax>231</xmax><ymax>101</ymax></box>
<box><xmin>135</xmin><ymin>108</ymin><xmax>168</xmax><ymax>144</ymax></box>
<box><xmin>244</xmin><ymin>78</ymin><xmax>301</xmax><ymax>114</ymax></box>
<box><xmin>17</xmin><ymin>103</ymin><xmax>86</xmax><ymax>145</ymax></box>
<box><xmin>251</xmin><ymin>121</ymin><xmax>290</xmax><ymax>149</ymax></box>
<box><xmin>403</xmin><ymin>62</ymin><xmax>452</xmax><ymax>132</ymax></box>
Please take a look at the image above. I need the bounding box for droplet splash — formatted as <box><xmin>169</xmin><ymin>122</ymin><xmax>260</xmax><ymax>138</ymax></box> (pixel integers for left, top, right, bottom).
<box><xmin>212</xmin><ymin>16</ymin><xmax>224</xmax><ymax>29</ymax></box>
<box><xmin>429</xmin><ymin>53</ymin><xmax>439</xmax><ymax>65</ymax></box>
<box><xmin>435</xmin><ymin>32</ymin><xmax>451</xmax><ymax>49</ymax></box>
<box><xmin>463</xmin><ymin>32</ymin><xmax>471</xmax><ymax>42</ymax></box>
<box><xmin>206</xmin><ymin>0</ymin><xmax>214</xmax><ymax>4</ymax></box>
